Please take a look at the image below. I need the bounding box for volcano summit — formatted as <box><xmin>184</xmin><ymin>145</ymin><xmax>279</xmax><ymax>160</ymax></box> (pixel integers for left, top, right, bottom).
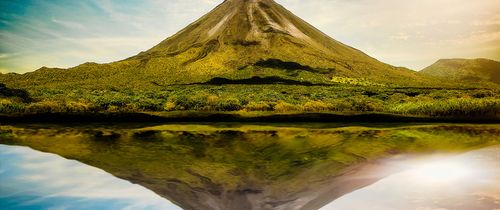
<box><xmin>1</xmin><ymin>0</ymin><xmax>422</xmax><ymax>88</ymax></box>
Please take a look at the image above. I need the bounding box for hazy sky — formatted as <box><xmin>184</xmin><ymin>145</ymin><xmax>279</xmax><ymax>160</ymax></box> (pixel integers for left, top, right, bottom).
<box><xmin>1</xmin><ymin>0</ymin><xmax>499</xmax><ymax>73</ymax></box>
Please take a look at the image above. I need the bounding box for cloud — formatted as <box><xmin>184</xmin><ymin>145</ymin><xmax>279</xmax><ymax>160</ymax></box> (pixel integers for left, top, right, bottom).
<box><xmin>51</xmin><ymin>18</ymin><xmax>86</xmax><ymax>30</ymax></box>
<box><xmin>283</xmin><ymin>0</ymin><xmax>500</xmax><ymax>69</ymax></box>
<box><xmin>0</xmin><ymin>53</ymin><xmax>15</xmax><ymax>59</ymax></box>
<box><xmin>390</xmin><ymin>33</ymin><xmax>410</xmax><ymax>41</ymax></box>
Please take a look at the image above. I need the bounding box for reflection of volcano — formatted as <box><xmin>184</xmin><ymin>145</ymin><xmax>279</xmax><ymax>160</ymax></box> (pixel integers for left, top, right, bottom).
<box><xmin>2</xmin><ymin>124</ymin><xmax>500</xmax><ymax>210</ymax></box>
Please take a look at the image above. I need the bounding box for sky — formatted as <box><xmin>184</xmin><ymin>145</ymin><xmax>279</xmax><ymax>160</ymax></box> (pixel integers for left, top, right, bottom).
<box><xmin>0</xmin><ymin>0</ymin><xmax>499</xmax><ymax>73</ymax></box>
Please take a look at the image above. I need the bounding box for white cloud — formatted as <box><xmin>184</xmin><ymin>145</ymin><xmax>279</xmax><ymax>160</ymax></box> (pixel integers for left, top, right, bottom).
<box><xmin>0</xmin><ymin>53</ymin><xmax>15</xmax><ymax>59</ymax></box>
<box><xmin>51</xmin><ymin>18</ymin><xmax>86</xmax><ymax>30</ymax></box>
<box><xmin>390</xmin><ymin>33</ymin><xmax>410</xmax><ymax>41</ymax></box>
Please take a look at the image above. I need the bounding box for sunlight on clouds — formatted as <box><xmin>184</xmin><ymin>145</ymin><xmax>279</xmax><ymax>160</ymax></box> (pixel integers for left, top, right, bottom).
<box><xmin>283</xmin><ymin>0</ymin><xmax>500</xmax><ymax>69</ymax></box>
<box><xmin>0</xmin><ymin>0</ymin><xmax>499</xmax><ymax>73</ymax></box>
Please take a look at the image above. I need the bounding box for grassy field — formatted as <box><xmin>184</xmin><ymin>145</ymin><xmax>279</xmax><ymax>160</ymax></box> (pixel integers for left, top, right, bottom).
<box><xmin>1</xmin><ymin>82</ymin><xmax>499</xmax><ymax>119</ymax></box>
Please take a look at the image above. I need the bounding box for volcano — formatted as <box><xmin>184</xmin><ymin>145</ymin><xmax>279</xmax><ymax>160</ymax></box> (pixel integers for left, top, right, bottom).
<box><xmin>2</xmin><ymin>0</ymin><xmax>422</xmax><ymax>88</ymax></box>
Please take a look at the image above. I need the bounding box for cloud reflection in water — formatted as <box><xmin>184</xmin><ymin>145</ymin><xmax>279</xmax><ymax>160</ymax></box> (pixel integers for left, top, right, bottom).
<box><xmin>0</xmin><ymin>145</ymin><xmax>181</xmax><ymax>210</ymax></box>
<box><xmin>322</xmin><ymin>147</ymin><xmax>500</xmax><ymax>210</ymax></box>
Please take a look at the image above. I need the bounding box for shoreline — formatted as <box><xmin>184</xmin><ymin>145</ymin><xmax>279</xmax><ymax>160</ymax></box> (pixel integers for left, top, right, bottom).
<box><xmin>0</xmin><ymin>112</ymin><xmax>499</xmax><ymax>124</ymax></box>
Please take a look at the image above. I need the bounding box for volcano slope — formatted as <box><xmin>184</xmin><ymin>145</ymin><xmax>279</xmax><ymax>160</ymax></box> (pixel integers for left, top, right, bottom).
<box><xmin>1</xmin><ymin>0</ymin><xmax>422</xmax><ymax>88</ymax></box>
<box><xmin>0</xmin><ymin>0</ymin><xmax>498</xmax><ymax>118</ymax></box>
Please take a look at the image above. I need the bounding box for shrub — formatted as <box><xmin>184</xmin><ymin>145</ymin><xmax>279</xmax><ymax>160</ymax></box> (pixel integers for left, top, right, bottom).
<box><xmin>0</xmin><ymin>99</ymin><xmax>25</xmax><ymax>113</ymax></box>
<box><xmin>244</xmin><ymin>101</ymin><xmax>273</xmax><ymax>111</ymax></box>
<box><xmin>169</xmin><ymin>94</ymin><xmax>207</xmax><ymax>110</ymax></box>
<box><xmin>303</xmin><ymin>100</ymin><xmax>329</xmax><ymax>112</ymax></box>
<box><xmin>136</xmin><ymin>98</ymin><xmax>163</xmax><ymax>111</ymax></box>
<box><xmin>471</xmin><ymin>90</ymin><xmax>495</xmax><ymax>99</ymax></box>
<box><xmin>206</xmin><ymin>95</ymin><xmax>219</xmax><ymax>106</ymax></box>
<box><xmin>274</xmin><ymin>101</ymin><xmax>300</xmax><ymax>112</ymax></box>
<box><xmin>65</xmin><ymin>101</ymin><xmax>91</xmax><ymax>112</ymax></box>
<box><xmin>203</xmin><ymin>95</ymin><xmax>220</xmax><ymax>111</ymax></box>
<box><xmin>25</xmin><ymin>101</ymin><xmax>64</xmax><ymax>113</ymax></box>
<box><xmin>164</xmin><ymin>102</ymin><xmax>176</xmax><ymax>111</ymax></box>
<box><xmin>107</xmin><ymin>105</ymin><xmax>120</xmax><ymax>112</ymax></box>
<box><xmin>94</xmin><ymin>96</ymin><xmax>128</xmax><ymax>110</ymax></box>
<box><xmin>326</xmin><ymin>99</ymin><xmax>352</xmax><ymax>112</ymax></box>
<box><xmin>215</xmin><ymin>97</ymin><xmax>242</xmax><ymax>111</ymax></box>
<box><xmin>390</xmin><ymin>98</ymin><xmax>500</xmax><ymax>117</ymax></box>
<box><xmin>388</xmin><ymin>93</ymin><xmax>409</xmax><ymax>103</ymax></box>
<box><xmin>348</xmin><ymin>96</ymin><xmax>384</xmax><ymax>112</ymax></box>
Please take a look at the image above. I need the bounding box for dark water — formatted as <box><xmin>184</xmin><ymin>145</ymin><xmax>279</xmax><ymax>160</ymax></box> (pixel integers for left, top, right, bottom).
<box><xmin>1</xmin><ymin>123</ymin><xmax>499</xmax><ymax>210</ymax></box>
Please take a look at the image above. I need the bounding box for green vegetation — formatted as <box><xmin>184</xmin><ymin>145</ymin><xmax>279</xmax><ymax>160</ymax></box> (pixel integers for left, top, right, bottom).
<box><xmin>390</xmin><ymin>97</ymin><xmax>499</xmax><ymax>117</ymax></box>
<box><xmin>1</xmin><ymin>83</ymin><xmax>498</xmax><ymax>118</ymax></box>
<box><xmin>421</xmin><ymin>58</ymin><xmax>500</xmax><ymax>85</ymax></box>
<box><xmin>1</xmin><ymin>124</ymin><xmax>499</xmax><ymax>209</ymax></box>
<box><xmin>331</xmin><ymin>76</ymin><xmax>385</xmax><ymax>86</ymax></box>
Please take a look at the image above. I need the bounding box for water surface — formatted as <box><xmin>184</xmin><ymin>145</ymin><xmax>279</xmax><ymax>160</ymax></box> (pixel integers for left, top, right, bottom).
<box><xmin>0</xmin><ymin>145</ymin><xmax>181</xmax><ymax>210</ymax></box>
<box><xmin>322</xmin><ymin>146</ymin><xmax>500</xmax><ymax>210</ymax></box>
<box><xmin>1</xmin><ymin>123</ymin><xmax>499</xmax><ymax>210</ymax></box>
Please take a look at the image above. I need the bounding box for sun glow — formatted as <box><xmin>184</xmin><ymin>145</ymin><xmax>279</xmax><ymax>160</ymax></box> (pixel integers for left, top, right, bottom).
<box><xmin>412</xmin><ymin>160</ymin><xmax>472</xmax><ymax>183</ymax></box>
<box><xmin>406</xmin><ymin>156</ymin><xmax>484</xmax><ymax>184</ymax></box>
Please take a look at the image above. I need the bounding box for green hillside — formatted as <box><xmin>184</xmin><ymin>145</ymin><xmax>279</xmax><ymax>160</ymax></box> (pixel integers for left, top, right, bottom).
<box><xmin>420</xmin><ymin>58</ymin><xmax>500</xmax><ymax>85</ymax></box>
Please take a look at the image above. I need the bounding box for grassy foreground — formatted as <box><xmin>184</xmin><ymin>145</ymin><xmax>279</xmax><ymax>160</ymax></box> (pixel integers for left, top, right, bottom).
<box><xmin>1</xmin><ymin>83</ymin><xmax>499</xmax><ymax>119</ymax></box>
<box><xmin>1</xmin><ymin>123</ymin><xmax>499</xmax><ymax>209</ymax></box>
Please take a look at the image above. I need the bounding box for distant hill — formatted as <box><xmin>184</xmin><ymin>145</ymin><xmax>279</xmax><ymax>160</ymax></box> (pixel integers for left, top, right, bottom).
<box><xmin>0</xmin><ymin>0</ymin><xmax>425</xmax><ymax>89</ymax></box>
<box><xmin>420</xmin><ymin>58</ymin><xmax>500</xmax><ymax>84</ymax></box>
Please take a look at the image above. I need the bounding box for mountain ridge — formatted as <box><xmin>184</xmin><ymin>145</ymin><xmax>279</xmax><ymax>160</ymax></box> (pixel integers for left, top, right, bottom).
<box><xmin>420</xmin><ymin>58</ymin><xmax>500</xmax><ymax>85</ymax></box>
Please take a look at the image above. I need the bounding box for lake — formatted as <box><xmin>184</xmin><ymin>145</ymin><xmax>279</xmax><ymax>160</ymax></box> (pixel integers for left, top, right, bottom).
<box><xmin>1</xmin><ymin>123</ymin><xmax>499</xmax><ymax>210</ymax></box>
